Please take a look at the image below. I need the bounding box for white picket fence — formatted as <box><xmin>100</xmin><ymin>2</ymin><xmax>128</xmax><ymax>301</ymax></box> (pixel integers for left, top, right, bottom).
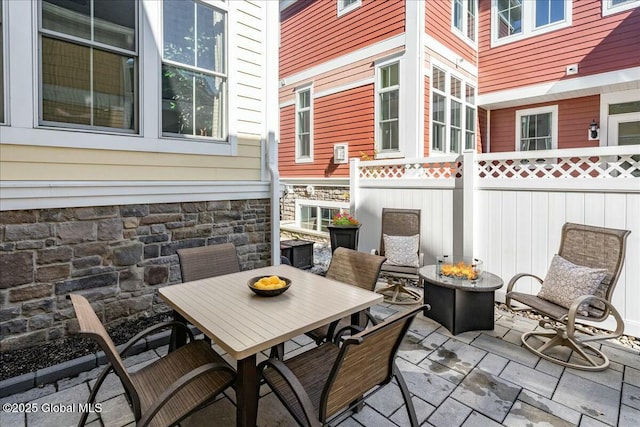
<box><xmin>349</xmin><ymin>145</ymin><xmax>640</xmax><ymax>337</ymax></box>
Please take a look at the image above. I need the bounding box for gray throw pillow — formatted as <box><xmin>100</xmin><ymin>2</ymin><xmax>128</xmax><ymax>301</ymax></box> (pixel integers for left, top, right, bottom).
<box><xmin>537</xmin><ymin>254</ymin><xmax>607</xmax><ymax>316</ymax></box>
<box><xmin>383</xmin><ymin>234</ymin><xmax>420</xmax><ymax>268</ymax></box>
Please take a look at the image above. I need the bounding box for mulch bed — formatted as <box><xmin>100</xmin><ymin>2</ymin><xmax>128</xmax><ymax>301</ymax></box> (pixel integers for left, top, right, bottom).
<box><xmin>0</xmin><ymin>312</ymin><xmax>172</xmax><ymax>381</ymax></box>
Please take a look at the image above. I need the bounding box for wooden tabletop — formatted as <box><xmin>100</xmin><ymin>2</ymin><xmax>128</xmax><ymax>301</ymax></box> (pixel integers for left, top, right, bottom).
<box><xmin>159</xmin><ymin>264</ymin><xmax>383</xmax><ymax>360</ymax></box>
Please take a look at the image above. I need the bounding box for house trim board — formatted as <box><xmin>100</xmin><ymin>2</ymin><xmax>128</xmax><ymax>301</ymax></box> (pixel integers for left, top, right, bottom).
<box><xmin>478</xmin><ymin>67</ymin><xmax>640</xmax><ymax>110</ymax></box>
<box><xmin>281</xmin><ymin>177</ymin><xmax>350</xmax><ymax>187</ymax></box>
<box><xmin>404</xmin><ymin>0</ymin><xmax>425</xmax><ymax>158</ymax></box>
<box><xmin>279</xmin><ymin>34</ymin><xmax>405</xmax><ymax>88</ymax></box>
<box><xmin>0</xmin><ymin>181</ymin><xmax>271</xmax><ymax>211</ymax></box>
<box><xmin>423</xmin><ymin>34</ymin><xmax>478</xmax><ymax>77</ymax></box>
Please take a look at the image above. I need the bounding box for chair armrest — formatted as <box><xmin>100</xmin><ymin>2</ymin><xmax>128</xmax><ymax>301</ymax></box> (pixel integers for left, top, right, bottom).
<box><xmin>258</xmin><ymin>358</ymin><xmax>320</xmax><ymax>427</ymax></box>
<box><xmin>566</xmin><ymin>295</ymin><xmax>624</xmax><ymax>342</ymax></box>
<box><xmin>505</xmin><ymin>273</ymin><xmax>543</xmax><ymax>310</ymax></box>
<box><xmin>120</xmin><ymin>321</ymin><xmax>195</xmax><ymax>358</ymax></box>
<box><xmin>138</xmin><ymin>361</ymin><xmax>236</xmax><ymax>427</ymax></box>
<box><xmin>506</xmin><ymin>273</ymin><xmax>543</xmax><ymax>293</ymax></box>
<box><xmin>332</xmin><ymin>325</ymin><xmax>365</xmax><ymax>344</ymax></box>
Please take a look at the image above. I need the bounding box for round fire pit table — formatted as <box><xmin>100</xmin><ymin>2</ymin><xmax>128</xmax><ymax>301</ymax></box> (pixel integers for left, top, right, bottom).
<box><xmin>419</xmin><ymin>265</ymin><xmax>503</xmax><ymax>335</ymax></box>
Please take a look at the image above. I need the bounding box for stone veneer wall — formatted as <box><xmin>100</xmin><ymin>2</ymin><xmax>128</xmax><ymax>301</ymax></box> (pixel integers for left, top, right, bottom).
<box><xmin>0</xmin><ymin>199</ymin><xmax>271</xmax><ymax>351</ymax></box>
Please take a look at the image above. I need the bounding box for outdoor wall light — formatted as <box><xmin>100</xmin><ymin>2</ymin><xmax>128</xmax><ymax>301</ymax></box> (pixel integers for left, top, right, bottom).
<box><xmin>589</xmin><ymin>119</ymin><xmax>599</xmax><ymax>140</ymax></box>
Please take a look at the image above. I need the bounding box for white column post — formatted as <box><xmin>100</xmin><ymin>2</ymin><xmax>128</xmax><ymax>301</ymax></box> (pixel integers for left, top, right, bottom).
<box><xmin>462</xmin><ymin>150</ymin><xmax>476</xmax><ymax>258</ymax></box>
<box><xmin>265</xmin><ymin>0</ymin><xmax>281</xmax><ymax>265</ymax></box>
<box><xmin>349</xmin><ymin>158</ymin><xmax>360</xmax><ymax>218</ymax></box>
<box><xmin>403</xmin><ymin>0</ymin><xmax>425</xmax><ymax>158</ymax></box>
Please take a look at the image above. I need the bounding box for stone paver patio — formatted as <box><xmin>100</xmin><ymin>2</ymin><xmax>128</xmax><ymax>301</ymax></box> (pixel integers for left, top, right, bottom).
<box><xmin>0</xmin><ymin>302</ymin><xmax>638</xmax><ymax>427</ymax></box>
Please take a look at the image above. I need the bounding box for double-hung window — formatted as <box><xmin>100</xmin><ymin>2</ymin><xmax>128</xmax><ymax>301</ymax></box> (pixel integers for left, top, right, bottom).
<box><xmin>453</xmin><ymin>0</ymin><xmax>477</xmax><ymax>43</ymax></box>
<box><xmin>0</xmin><ymin>1</ymin><xmax>4</xmax><ymax>124</ymax></box>
<box><xmin>162</xmin><ymin>0</ymin><xmax>227</xmax><ymax>140</ymax></box>
<box><xmin>493</xmin><ymin>0</ymin><xmax>571</xmax><ymax>46</ymax></box>
<box><xmin>377</xmin><ymin>62</ymin><xmax>400</xmax><ymax>153</ymax></box>
<box><xmin>39</xmin><ymin>0</ymin><xmax>138</xmax><ymax>132</ymax></box>
<box><xmin>337</xmin><ymin>0</ymin><xmax>361</xmax><ymax>17</ymax></box>
<box><xmin>516</xmin><ymin>106</ymin><xmax>558</xmax><ymax>151</ymax></box>
<box><xmin>431</xmin><ymin>66</ymin><xmax>476</xmax><ymax>154</ymax></box>
<box><xmin>603</xmin><ymin>0</ymin><xmax>640</xmax><ymax>16</ymax></box>
<box><xmin>295</xmin><ymin>86</ymin><xmax>312</xmax><ymax>161</ymax></box>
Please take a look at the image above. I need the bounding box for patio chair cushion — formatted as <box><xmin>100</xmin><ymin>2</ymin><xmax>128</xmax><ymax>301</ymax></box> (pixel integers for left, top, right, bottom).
<box><xmin>537</xmin><ymin>254</ymin><xmax>607</xmax><ymax>316</ymax></box>
<box><xmin>383</xmin><ymin>234</ymin><xmax>419</xmax><ymax>267</ymax></box>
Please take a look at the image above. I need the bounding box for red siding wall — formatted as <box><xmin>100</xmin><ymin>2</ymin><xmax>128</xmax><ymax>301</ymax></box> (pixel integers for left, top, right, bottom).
<box><xmin>279</xmin><ymin>85</ymin><xmax>374</xmax><ymax>178</ymax></box>
<box><xmin>280</xmin><ymin>104</ymin><xmax>296</xmax><ymax>171</ymax></box>
<box><xmin>478</xmin><ymin>0</ymin><xmax>640</xmax><ymax>94</ymax></box>
<box><xmin>425</xmin><ymin>0</ymin><xmax>477</xmax><ymax>64</ymax></box>
<box><xmin>280</xmin><ymin>0</ymin><xmax>405</xmax><ymax>77</ymax></box>
<box><xmin>489</xmin><ymin>96</ymin><xmax>601</xmax><ymax>152</ymax></box>
<box><xmin>424</xmin><ymin>76</ymin><xmax>431</xmax><ymax>157</ymax></box>
<box><xmin>478</xmin><ymin>107</ymin><xmax>488</xmax><ymax>153</ymax></box>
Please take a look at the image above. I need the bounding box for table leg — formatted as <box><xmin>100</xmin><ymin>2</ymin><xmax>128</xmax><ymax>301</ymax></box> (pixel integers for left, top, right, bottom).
<box><xmin>168</xmin><ymin>310</ymin><xmax>187</xmax><ymax>352</ymax></box>
<box><xmin>236</xmin><ymin>354</ymin><xmax>259</xmax><ymax>427</ymax></box>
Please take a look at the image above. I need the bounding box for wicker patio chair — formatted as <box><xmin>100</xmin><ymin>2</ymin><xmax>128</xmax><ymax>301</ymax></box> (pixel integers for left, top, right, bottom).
<box><xmin>69</xmin><ymin>294</ymin><xmax>236</xmax><ymax>427</ymax></box>
<box><xmin>305</xmin><ymin>247</ymin><xmax>386</xmax><ymax>345</ymax></box>
<box><xmin>373</xmin><ymin>208</ymin><xmax>424</xmax><ymax>304</ymax></box>
<box><xmin>258</xmin><ymin>305</ymin><xmax>424</xmax><ymax>427</ymax></box>
<box><xmin>177</xmin><ymin>242</ymin><xmax>240</xmax><ymax>282</ymax></box>
<box><xmin>506</xmin><ymin>223</ymin><xmax>631</xmax><ymax>371</ymax></box>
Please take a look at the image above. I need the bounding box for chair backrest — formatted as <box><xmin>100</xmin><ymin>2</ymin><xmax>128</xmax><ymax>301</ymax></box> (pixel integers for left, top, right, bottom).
<box><xmin>319</xmin><ymin>305</ymin><xmax>423</xmax><ymax>422</ymax></box>
<box><xmin>379</xmin><ymin>208</ymin><xmax>421</xmax><ymax>257</ymax></box>
<box><xmin>177</xmin><ymin>243</ymin><xmax>240</xmax><ymax>282</ymax></box>
<box><xmin>69</xmin><ymin>294</ymin><xmax>141</xmax><ymax>416</ymax></box>
<box><xmin>325</xmin><ymin>247</ymin><xmax>386</xmax><ymax>292</ymax></box>
<box><xmin>558</xmin><ymin>223</ymin><xmax>630</xmax><ymax>315</ymax></box>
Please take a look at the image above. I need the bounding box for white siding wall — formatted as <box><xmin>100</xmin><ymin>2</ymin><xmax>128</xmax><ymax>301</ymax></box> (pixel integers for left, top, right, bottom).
<box><xmin>236</xmin><ymin>0</ymin><xmax>267</xmax><ymax>139</ymax></box>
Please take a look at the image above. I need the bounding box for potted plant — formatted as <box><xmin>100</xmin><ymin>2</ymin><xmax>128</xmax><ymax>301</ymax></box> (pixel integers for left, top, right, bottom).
<box><xmin>327</xmin><ymin>211</ymin><xmax>361</xmax><ymax>253</ymax></box>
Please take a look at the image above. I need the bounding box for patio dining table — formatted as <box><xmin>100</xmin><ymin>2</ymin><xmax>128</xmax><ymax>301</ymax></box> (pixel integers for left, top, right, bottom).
<box><xmin>159</xmin><ymin>264</ymin><xmax>383</xmax><ymax>427</ymax></box>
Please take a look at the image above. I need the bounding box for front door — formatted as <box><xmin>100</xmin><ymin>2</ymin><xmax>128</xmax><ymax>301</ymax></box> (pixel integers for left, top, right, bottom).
<box><xmin>607</xmin><ymin>103</ymin><xmax>640</xmax><ymax>177</ymax></box>
<box><xmin>607</xmin><ymin>103</ymin><xmax>640</xmax><ymax>147</ymax></box>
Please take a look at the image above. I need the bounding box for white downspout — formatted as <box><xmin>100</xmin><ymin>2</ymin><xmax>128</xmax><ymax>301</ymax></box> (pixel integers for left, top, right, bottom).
<box><xmin>265</xmin><ymin>0</ymin><xmax>281</xmax><ymax>265</ymax></box>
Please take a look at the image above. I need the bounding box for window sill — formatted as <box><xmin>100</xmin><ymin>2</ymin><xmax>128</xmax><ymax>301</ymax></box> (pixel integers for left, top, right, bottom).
<box><xmin>1</xmin><ymin>127</ymin><xmax>236</xmax><ymax>156</ymax></box>
<box><xmin>375</xmin><ymin>151</ymin><xmax>404</xmax><ymax>160</ymax></box>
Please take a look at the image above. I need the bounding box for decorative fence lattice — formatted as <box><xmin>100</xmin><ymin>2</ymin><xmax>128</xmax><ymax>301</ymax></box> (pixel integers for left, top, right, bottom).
<box><xmin>477</xmin><ymin>153</ymin><xmax>640</xmax><ymax>179</ymax></box>
<box><xmin>359</xmin><ymin>160</ymin><xmax>463</xmax><ymax>180</ymax></box>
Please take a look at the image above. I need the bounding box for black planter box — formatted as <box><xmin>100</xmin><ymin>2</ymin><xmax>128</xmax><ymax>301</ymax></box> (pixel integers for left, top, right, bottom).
<box><xmin>327</xmin><ymin>225</ymin><xmax>360</xmax><ymax>253</ymax></box>
<box><xmin>280</xmin><ymin>239</ymin><xmax>314</xmax><ymax>269</ymax></box>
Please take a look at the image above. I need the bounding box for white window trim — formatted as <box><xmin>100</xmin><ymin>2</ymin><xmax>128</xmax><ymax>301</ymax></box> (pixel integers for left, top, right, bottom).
<box><xmin>451</xmin><ymin>0</ymin><xmax>478</xmax><ymax>48</ymax></box>
<box><xmin>603</xmin><ymin>0</ymin><xmax>640</xmax><ymax>16</ymax></box>
<box><xmin>337</xmin><ymin>0</ymin><xmax>361</xmax><ymax>18</ymax></box>
<box><xmin>0</xmin><ymin>0</ymin><xmax>7</xmax><ymax>125</ymax></box>
<box><xmin>295</xmin><ymin>199</ymin><xmax>349</xmax><ymax>233</ymax></box>
<box><xmin>374</xmin><ymin>56</ymin><xmax>402</xmax><ymax>159</ymax></box>
<box><xmin>515</xmin><ymin>105</ymin><xmax>559</xmax><ymax>152</ymax></box>
<box><xmin>429</xmin><ymin>61</ymin><xmax>477</xmax><ymax>156</ymax></box>
<box><xmin>295</xmin><ymin>83</ymin><xmax>313</xmax><ymax>163</ymax></box>
<box><xmin>15</xmin><ymin>0</ymin><xmax>237</xmax><ymax>156</ymax></box>
<box><xmin>491</xmin><ymin>0</ymin><xmax>572</xmax><ymax>48</ymax></box>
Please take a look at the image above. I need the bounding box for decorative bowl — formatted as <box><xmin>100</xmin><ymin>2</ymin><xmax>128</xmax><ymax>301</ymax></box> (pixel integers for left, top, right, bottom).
<box><xmin>436</xmin><ymin>256</ymin><xmax>483</xmax><ymax>280</ymax></box>
<box><xmin>247</xmin><ymin>276</ymin><xmax>292</xmax><ymax>297</ymax></box>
